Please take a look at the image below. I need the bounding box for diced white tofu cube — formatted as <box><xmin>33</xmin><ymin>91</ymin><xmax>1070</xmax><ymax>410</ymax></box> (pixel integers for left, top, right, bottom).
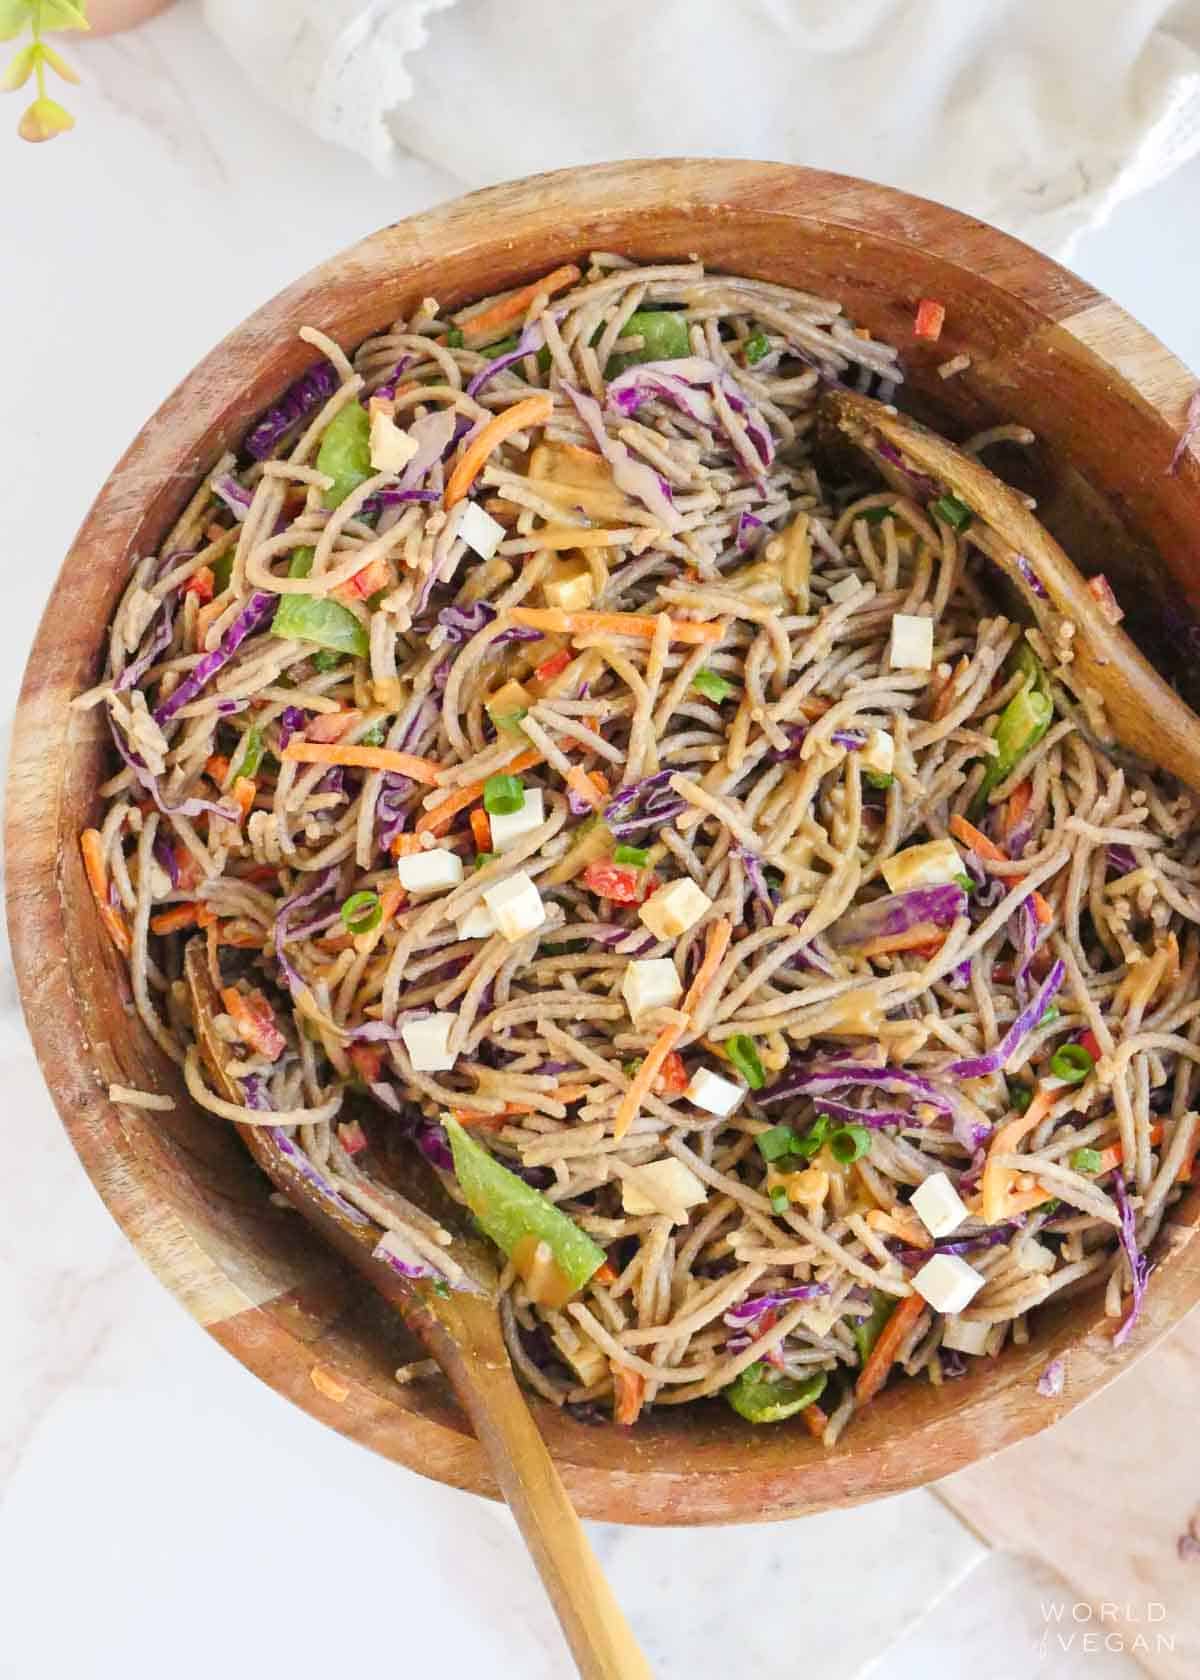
<box><xmin>911</xmin><ymin>1171</ymin><xmax>969</xmax><ymax>1239</ymax></box>
<box><xmin>481</xmin><ymin>871</ymin><xmax>546</xmax><ymax>942</ymax></box>
<box><xmin>889</xmin><ymin>612</ymin><xmax>934</xmax><ymax>670</ymax></box>
<box><xmin>638</xmin><ymin>876</ymin><xmax>711</xmax><ymax>940</ymax></box>
<box><xmin>395</xmin><ymin>847</ymin><xmax>464</xmax><ymax>896</ymax></box>
<box><xmin>489</xmin><ymin>787</ymin><xmax>545</xmax><ymax>853</ymax></box>
<box><xmin>621</xmin><ymin>1158</ymin><xmax>706</xmax><ymax>1223</ymax></box>
<box><xmin>458</xmin><ymin>500</ymin><xmax>505</xmax><ymax>561</ymax></box>
<box><xmin>913</xmin><ymin>1253</ymin><xmax>985</xmax><ymax>1314</ymax></box>
<box><xmin>942</xmin><ymin>1316</ymin><xmax>992</xmax><ymax>1356</ymax></box>
<box><xmin>368</xmin><ymin>408</ymin><xmax>419</xmax><ymax>473</ymax></box>
<box><xmin>543</xmin><ymin>565</ymin><xmax>595</xmax><ymax>612</ymax></box>
<box><xmin>456</xmin><ymin>903</ymin><xmax>496</xmax><ymax>939</ymax></box>
<box><xmin>400</xmin><ymin>1012</ymin><xmax>458</xmax><ymax>1072</ymax></box>
<box><xmin>860</xmin><ymin>728</ymin><xmax>895</xmax><ymax>776</ymax></box>
<box><xmin>880</xmin><ymin>836</ymin><xmax>963</xmax><ymax>894</ymax></box>
<box><xmin>621</xmin><ymin>957</ymin><xmax>682</xmax><ymax>1021</ymax></box>
<box><xmin>827</xmin><ymin>573</ymin><xmax>862</xmax><ymax>603</ymax></box>
<box><xmin>684</xmin><ymin>1066</ymin><xmax>744</xmax><ymax>1117</ymax></box>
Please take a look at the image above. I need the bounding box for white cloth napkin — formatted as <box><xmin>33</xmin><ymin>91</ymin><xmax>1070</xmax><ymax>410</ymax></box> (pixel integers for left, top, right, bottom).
<box><xmin>204</xmin><ymin>0</ymin><xmax>1200</xmax><ymax>255</ymax></box>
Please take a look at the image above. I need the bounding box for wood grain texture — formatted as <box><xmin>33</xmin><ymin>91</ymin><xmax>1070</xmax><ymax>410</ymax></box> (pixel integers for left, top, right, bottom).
<box><xmin>8</xmin><ymin>159</ymin><xmax>1200</xmax><ymax>1526</ymax></box>
<box><xmin>824</xmin><ymin>386</ymin><xmax>1200</xmax><ymax>792</ymax></box>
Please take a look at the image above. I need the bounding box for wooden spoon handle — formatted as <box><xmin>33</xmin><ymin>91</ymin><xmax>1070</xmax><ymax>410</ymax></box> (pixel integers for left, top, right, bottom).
<box><xmin>452</xmin><ymin>1351</ymin><xmax>652</xmax><ymax>1680</ymax></box>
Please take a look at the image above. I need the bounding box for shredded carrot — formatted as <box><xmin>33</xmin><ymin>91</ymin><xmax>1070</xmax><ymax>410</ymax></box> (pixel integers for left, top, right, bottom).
<box><xmin>1003</xmin><ymin>778</ymin><xmax>1032</xmax><ymax>843</ymax></box>
<box><xmin>221</xmin><ymin>985</ymin><xmax>287</xmax><ymax>1062</ymax></box>
<box><xmin>150</xmin><ymin>903</ymin><xmax>217</xmax><ymax>935</ymax></box>
<box><xmin>470</xmin><ymin>807</ymin><xmax>492</xmax><ymax>853</ymax></box>
<box><xmin>913</xmin><ymin>298</ymin><xmax>946</xmax><ymax>342</ymax></box>
<box><xmin>930</xmin><ymin>654</ymin><xmax>969</xmax><ymax>722</ymax></box>
<box><xmin>855</xmin><ymin>1292</ymin><xmax>925</xmax><ymax>1405</ymax></box>
<box><xmin>390</xmin><ymin>833</ymin><xmax>422</xmax><ymax>858</ymax></box>
<box><xmin>506</xmin><ymin>606</ymin><xmax>723</xmax><ymax>646</ymax></box>
<box><xmin>451</xmin><ymin>1087</ymin><xmax>590</xmax><ymax>1126</ymax></box>
<box><xmin>205</xmin><ymin>754</ymin><xmax>231</xmax><ymax>784</ymax></box>
<box><xmin>865</xmin><ymin>1208</ymin><xmax>928</xmax><ymax>1246</ymax></box>
<box><xmin>80</xmin><ymin>829</ymin><xmax>131</xmax><ymax>959</ymax></box>
<box><xmin>855</xmin><ymin>923</ymin><xmax>947</xmax><ymax>960</ymax></box>
<box><xmin>593</xmin><ymin>1260</ymin><xmax>617</xmax><ymax>1286</ymax></box>
<box><xmin>232</xmin><ymin>777</ymin><xmax>257</xmax><ymax>819</ymax></box>
<box><xmin>534</xmin><ymin>647</ymin><xmax>572</xmax><ymax>684</ymax></box>
<box><xmin>335</xmin><ymin>557</ymin><xmax>392</xmax><ymax>605</ymax></box>
<box><xmin>282</xmin><ymin>741</ymin><xmax>442</xmax><ymax>784</ymax></box>
<box><xmin>589</xmin><ymin>770</ymin><xmax>610</xmax><ymax>800</ymax></box>
<box><xmin>612</xmin><ymin>1363</ymin><xmax>646</xmax><ymax>1427</ymax></box>
<box><xmin>683</xmin><ymin>917</ymin><xmax>732</xmax><ymax>1016</ymax></box>
<box><xmin>981</xmin><ymin>1086</ymin><xmax>1057</xmax><ymax>1224</ymax></box>
<box><xmin>802</xmin><ymin>1403</ymin><xmax>828</xmax><ymax>1440</ymax></box>
<box><xmin>183</xmin><ymin>564</ymin><xmax>215</xmax><ymax>603</ymax></box>
<box><xmin>949</xmin><ymin>812</ymin><xmax>1053</xmax><ymax>924</ymax></box>
<box><xmin>1092</xmin><ymin>1121</ymin><xmax>1165</xmax><ymax>1177</ymax></box>
<box><xmin>448</xmin><ymin>263</ymin><xmax>582</xmax><ymax>345</ymax></box>
<box><xmin>613</xmin><ymin>1020</ymin><xmax>684</xmax><ymax>1142</ymax></box>
<box><xmin>444</xmin><ymin>394</ymin><xmax>554</xmax><ymax>509</ymax></box>
<box><xmin>193</xmin><ymin>595</ymin><xmax>227</xmax><ymax>650</ymax></box>
<box><xmin>416</xmin><ymin>748</ymin><xmax>543</xmax><ymax>836</ymax></box>
<box><xmin>564</xmin><ymin>766</ymin><xmax>605</xmax><ymax>812</ymax></box>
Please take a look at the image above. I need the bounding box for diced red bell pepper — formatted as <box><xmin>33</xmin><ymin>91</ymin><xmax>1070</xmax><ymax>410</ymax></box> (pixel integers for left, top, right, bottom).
<box><xmin>1078</xmin><ymin>1029</ymin><xmax>1101</xmax><ymax>1062</ymax></box>
<box><xmin>183</xmin><ymin>564</ymin><xmax>215</xmax><ymax>603</ymax></box>
<box><xmin>654</xmin><ymin>1051</ymin><xmax>689</xmax><ymax>1095</ymax></box>
<box><xmin>336</xmin><ymin>1118</ymin><xmax>369</xmax><ymax>1156</ymax></box>
<box><xmin>221</xmin><ymin>986</ymin><xmax>287</xmax><ymax>1062</ymax></box>
<box><xmin>914</xmin><ymin>298</ymin><xmax>946</xmax><ymax>342</ymax></box>
<box><xmin>348</xmin><ymin>1043</ymin><xmax>387</xmax><ymax>1083</ymax></box>
<box><xmin>535</xmin><ymin>647</ymin><xmax>572</xmax><ymax>683</ymax></box>
<box><xmin>581</xmin><ymin>861</ymin><xmax>644</xmax><ymax>904</ymax></box>
<box><xmin>335</xmin><ymin>556</ymin><xmax>392</xmax><ymax>604</ymax></box>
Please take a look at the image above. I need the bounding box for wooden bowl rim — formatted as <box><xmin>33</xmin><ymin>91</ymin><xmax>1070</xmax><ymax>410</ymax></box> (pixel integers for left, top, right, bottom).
<box><xmin>10</xmin><ymin>158</ymin><xmax>1200</xmax><ymax>1524</ymax></box>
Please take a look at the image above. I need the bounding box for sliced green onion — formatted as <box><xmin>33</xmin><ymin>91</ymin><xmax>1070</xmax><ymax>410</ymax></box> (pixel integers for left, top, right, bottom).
<box><xmin>622</xmin><ymin>1058</ymin><xmax>642</xmax><ymax>1078</ymax></box>
<box><xmin>864</xmin><ymin>770</ymin><xmax>894</xmax><ymax>790</ymax></box>
<box><xmin>769</xmin><ymin>1185</ymin><xmax>790</xmax><ymax>1216</ymax></box>
<box><xmin>474</xmin><ymin>851</ymin><xmax>499</xmax><ymax>871</ymax></box>
<box><xmin>230</xmin><ymin>723</ymin><xmax>264</xmax><ymax>782</ymax></box>
<box><xmin>1040</xmin><ymin>1005</ymin><xmax>1061</xmax><ymax>1025</ymax></box>
<box><xmin>1008</xmin><ymin>1082</ymin><xmax>1033</xmax><ymax>1114</ymax></box>
<box><xmin>953</xmin><ymin>872</ymin><xmax>975</xmax><ymax>892</ymax></box>
<box><xmin>613</xmin><ymin>844</ymin><xmax>650</xmax><ymax>867</ymax></box>
<box><xmin>726</xmin><ymin>1033</ymin><xmax>765</xmax><ymax>1090</ymax></box>
<box><xmin>491</xmin><ymin>709</ymin><xmax>529</xmax><ymax>735</ymax></box>
<box><xmin>756</xmin><ymin>1124</ymin><xmax>800</xmax><ymax>1163</ymax></box>
<box><xmin>1049</xmin><ymin>1043</ymin><xmax>1094</xmax><ymax>1084</ymax></box>
<box><xmin>1070</xmin><ymin>1146</ymin><xmax>1103</xmax><ymax>1173</ymax></box>
<box><xmin>852</xmin><ymin>1291</ymin><xmax>894</xmax><ymax>1365</ymax></box>
<box><xmin>311</xmin><ymin>649</ymin><xmax>343</xmax><ymax>672</ymax></box>
<box><xmin>359</xmin><ymin>720</ymin><xmax>387</xmax><ymax>747</ymax></box>
<box><xmin>858</xmin><ymin>505</ymin><xmax>894</xmax><ymax>526</ymax></box>
<box><xmin>1040</xmin><ymin>1198</ymin><xmax>1062</xmax><ymax>1214</ymax></box>
<box><xmin>340</xmin><ymin>890</ymin><xmax>382</xmax><ymax>935</ymax></box>
<box><xmin>480</xmin><ymin>334</ymin><xmax>519</xmax><ymax>357</ymax></box>
<box><xmin>743</xmin><ymin>331</ymin><xmax>771</xmax><ymax>365</ymax></box>
<box><xmin>483</xmin><ymin>774</ymin><xmax>524</xmax><ymax>815</ymax></box>
<box><xmin>446</xmin><ymin>327</ymin><xmax>465</xmax><ymax>348</ymax></box>
<box><xmin>288</xmin><ymin>547</ymin><xmax>315</xmax><ymax>579</ymax></box>
<box><xmin>828</xmin><ymin>1124</ymin><xmax>872</xmax><ymax>1164</ymax></box>
<box><xmin>930</xmin><ymin>493</ymin><xmax>972</xmax><ymax>531</ymax></box>
<box><xmin>211</xmin><ymin>550</ymin><xmax>234</xmax><ymax>593</ymax></box>
<box><xmin>693</xmin><ymin>668</ymin><xmax>737</xmax><ymax>702</ymax></box>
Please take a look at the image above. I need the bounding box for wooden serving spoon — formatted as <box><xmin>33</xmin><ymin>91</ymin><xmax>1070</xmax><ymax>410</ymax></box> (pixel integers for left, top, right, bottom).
<box><xmin>183</xmin><ymin>942</ymin><xmax>651</xmax><ymax>1680</ymax></box>
<box><xmin>820</xmin><ymin>386</ymin><xmax>1200</xmax><ymax>795</ymax></box>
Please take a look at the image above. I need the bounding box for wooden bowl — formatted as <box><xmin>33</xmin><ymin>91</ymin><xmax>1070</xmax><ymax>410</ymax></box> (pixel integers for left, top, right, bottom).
<box><xmin>11</xmin><ymin>160</ymin><xmax>1200</xmax><ymax>1525</ymax></box>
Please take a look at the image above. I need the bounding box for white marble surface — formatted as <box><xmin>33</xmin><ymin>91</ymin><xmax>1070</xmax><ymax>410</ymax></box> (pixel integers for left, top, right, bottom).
<box><xmin>4</xmin><ymin>6</ymin><xmax>1200</xmax><ymax>1677</ymax></box>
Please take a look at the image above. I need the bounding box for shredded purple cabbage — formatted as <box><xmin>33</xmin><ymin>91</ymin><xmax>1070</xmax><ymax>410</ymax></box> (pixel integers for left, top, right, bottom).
<box><xmin>398</xmin><ymin>408</ymin><xmax>458</xmax><ymax>492</ymax></box>
<box><xmin>153</xmin><ymin>591</ymin><xmax>276</xmax><ymax>726</ymax></box>
<box><xmin>152</xmin><ymin>827</ymin><xmax>180</xmax><ymax>890</ymax></box>
<box><xmin>762</xmin><ymin>1061</ymin><xmax>991</xmax><ymax>1151</ymax></box>
<box><xmin>724</xmin><ymin>1283</ymin><xmax>831</xmax><ymax>1324</ymax></box>
<box><xmin>946</xmin><ymin>958</ymin><xmax>1065</xmax><ymax>1078</ymax></box>
<box><xmin>273</xmin><ymin>867</ymin><xmax>338</xmax><ymax>1005</ymax></box>
<box><xmin>563</xmin><ymin>383</ymin><xmax>683</xmax><ymax>530</ymax></box>
<box><xmin>1108</xmin><ymin>844</ymin><xmax>1138</xmax><ymax>876</ymax></box>
<box><xmin>829</xmin><ymin>883</ymin><xmax>967</xmax><ymax>949</ymax></box>
<box><xmin>114</xmin><ymin>607</ymin><xmax>174</xmax><ymax>694</ymax></box>
<box><xmin>278</xmin><ymin>706</ymin><xmax>307</xmax><ymax>748</ymax></box>
<box><xmin>736</xmin><ymin>511</ymin><xmax>764</xmax><ymax>552</ymax></box>
<box><xmin>875</xmin><ymin>437</ymin><xmax>938</xmax><ymax>498</ymax></box>
<box><xmin>244</xmin><ymin>361</ymin><xmax>340</xmax><ymax>461</ymax></box>
<box><xmin>212</xmin><ymin>474</ymin><xmax>253</xmax><ymax>521</ymax></box>
<box><xmin>466</xmin><ymin>318</ymin><xmax>546</xmax><ymax>399</ymax></box>
<box><xmin>372</xmin><ymin>1231</ymin><xmax>439</xmax><ymax>1281</ymax></box>
<box><xmin>107</xmin><ymin>714</ymin><xmax>239</xmax><ymax>823</ymax></box>
<box><xmin>1014</xmin><ymin>553</ymin><xmax>1048</xmax><ymax>599</ymax></box>
<box><xmin>373</xmin><ymin>354</ymin><xmax>413</xmax><ymax>404</ymax></box>
<box><xmin>1111</xmin><ymin>1177</ymin><xmax>1149</xmax><ymax>1347</ymax></box>
<box><xmin>1036</xmin><ymin>1356</ymin><xmax>1066</xmax><ymax>1397</ymax></box>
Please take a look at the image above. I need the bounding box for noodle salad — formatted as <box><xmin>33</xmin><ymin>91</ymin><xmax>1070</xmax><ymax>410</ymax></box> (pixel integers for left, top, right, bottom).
<box><xmin>77</xmin><ymin>256</ymin><xmax>1200</xmax><ymax>1440</ymax></box>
